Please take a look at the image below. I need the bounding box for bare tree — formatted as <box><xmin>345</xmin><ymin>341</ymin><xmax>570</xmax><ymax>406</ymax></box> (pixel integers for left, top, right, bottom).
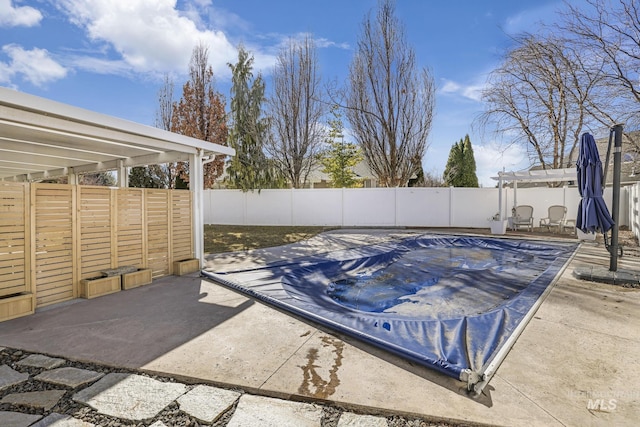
<box><xmin>147</xmin><ymin>74</ymin><xmax>177</xmax><ymax>188</ymax></box>
<box><xmin>478</xmin><ymin>34</ymin><xmax>602</xmax><ymax>174</ymax></box>
<box><xmin>267</xmin><ymin>35</ymin><xmax>326</xmax><ymax>188</ymax></box>
<box><xmin>345</xmin><ymin>0</ymin><xmax>435</xmax><ymax>187</ymax></box>
<box><xmin>559</xmin><ymin>0</ymin><xmax>639</xmax><ymax>150</ymax></box>
<box><xmin>155</xmin><ymin>74</ymin><xmax>175</xmax><ymax>131</ymax></box>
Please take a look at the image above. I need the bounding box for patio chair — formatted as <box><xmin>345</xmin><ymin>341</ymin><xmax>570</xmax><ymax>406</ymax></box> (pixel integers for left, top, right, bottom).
<box><xmin>510</xmin><ymin>205</ymin><xmax>534</xmax><ymax>232</ymax></box>
<box><xmin>539</xmin><ymin>205</ymin><xmax>567</xmax><ymax>233</ymax></box>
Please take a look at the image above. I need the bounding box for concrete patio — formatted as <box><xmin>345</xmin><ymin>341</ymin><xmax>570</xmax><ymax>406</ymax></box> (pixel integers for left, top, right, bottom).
<box><xmin>0</xmin><ymin>230</ymin><xmax>638</xmax><ymax>426</ymax></box>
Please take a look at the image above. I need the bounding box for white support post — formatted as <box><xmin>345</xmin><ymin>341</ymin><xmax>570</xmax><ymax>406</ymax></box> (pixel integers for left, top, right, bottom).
<box><xmin>117</xmin><ymin>159</ymin><xmax>128</xmax><ymax>188</ymax></box>
<box><xmin>68</xmin><ymin>167</ymin><xmax>78</xmax><ymax>185</ymax></box>
<box><xmin>498</xmin><ymin>176</ymin><xmax>503</xmax><ymax>220</ymax></box>
<box><xmin>190</xmin><ymin>150</ymin><xmax>205</xmax><ymax>267</ymax></box>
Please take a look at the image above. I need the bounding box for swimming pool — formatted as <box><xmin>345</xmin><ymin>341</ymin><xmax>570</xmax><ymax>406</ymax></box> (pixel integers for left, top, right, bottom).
<box><xmin>202</xmin><ymin>233</ymin><xmax>578</xmax><ymax>394</ymax></box>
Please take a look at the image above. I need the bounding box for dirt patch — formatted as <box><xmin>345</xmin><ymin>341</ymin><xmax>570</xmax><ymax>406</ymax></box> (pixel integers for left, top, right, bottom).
<box><xmin>205</xmin><ymin>225</ymin><xmax>639</xmax><ymax>257</ymax></box>
<box><xmin>204</xmin><ymin>225</ymin><xmax>339</xmax><ymax>253</ymax></box>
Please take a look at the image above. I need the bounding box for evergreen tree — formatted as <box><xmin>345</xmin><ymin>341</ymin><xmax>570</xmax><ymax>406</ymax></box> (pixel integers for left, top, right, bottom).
<box><xmin>226</xmin><ymin>46</ymin><xmax>284</xmax><ymax>191</ymax></box>
<box><xmin>320</xmin><ymin>108</ymin><xmax>363</xmax><ymax>188</ymax></box>
<box><xmin>128</xmin><ymin>165</ymin><xmax>168</xmax><ymax>188</ymax></box>
<box><xmin>443</xmin><ymin>134</ymin><xmax>479</xmax><ymax>187</ymax></box>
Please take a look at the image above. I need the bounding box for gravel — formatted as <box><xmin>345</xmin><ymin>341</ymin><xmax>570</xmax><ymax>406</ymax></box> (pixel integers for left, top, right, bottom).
<box><xmin>0</xmin><ymin>348</ymin><xmax>472</xmax><ymax>427</ymax></box>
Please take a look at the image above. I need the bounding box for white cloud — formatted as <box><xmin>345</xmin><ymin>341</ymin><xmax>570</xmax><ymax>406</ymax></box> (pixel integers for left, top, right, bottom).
<box><xmin>54</xmin><ymin>0</ymin><xmax>239</xmax><ymax>78</ymax></box>
<box><xmin>0</xmin><ymin>44</ymin><xmax>68</xmax><ymax>86</ymax></box>
<box><xmin>440</xmin><ymin>79</ymin><xmax>461</xmax><ymax>94</ymax></box>
<box><xmin>504</xmin><ymin>3</ymin><xmax>562</xmax><ymax>35</ymax></box>
<box><xmin>474</xmin><ymin>142</ymin><xmax>528</xmax><ymax>187</ymax></box>
<box><xmin>203</xmin><ymin>4</ymin><xmax>251</xmax><ymax>34</ymax></box>
<box><xmin>439</xmin><ymin>78</ymin><xmax>485</xmax><ymax>102</ymax></box>
<box><xmin>314</xmin><ymin>37</ymin><xmax>350</xmax><ymax>50</ymax></box>
<box><xmin>0</xmin><ymin>0</ymin><xmax>43</xmax><ymax>27</ymax></box>
<box><xmin>461</xmin><ymin>84</ymin><xmax>485</xmax><ymax>102</ymax></box>
<box><xmin>69</xmin><ymin>55</ymin><xmax>133</xmax><ymax>77</ymax></box>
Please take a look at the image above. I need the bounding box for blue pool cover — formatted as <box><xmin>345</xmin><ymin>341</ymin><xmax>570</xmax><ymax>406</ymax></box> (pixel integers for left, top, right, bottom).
<box><xmin>202</xmin><ymin>234</ymin><xmax>577</xmax><ymax>390</ymax></box>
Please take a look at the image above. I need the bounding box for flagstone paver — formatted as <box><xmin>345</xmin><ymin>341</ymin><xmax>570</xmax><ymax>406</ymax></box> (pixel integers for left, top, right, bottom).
<box><xmin>337</xmin><ymin>412</ymin><xmax>388</xmax><ymax>427</ymax></box>
<box><xmin>0</xmin><ymin>410</ymin><xmax>42</xmax><ymax>427</ymax></box>
<box><xmin>31</xmin><ymin>413</ymin><xmax>96</xmax><ymax>427</ymax></box>
<box><xmin>72</xmin><ymin>373</ymin><xmax>187</xmax><ymax>421</ymax></box>
<box><xmin>177</xmin><ymin>384</ymin><xmax>241</xmax><ymax>423</ymax></box>
<box><xmin>35</xmin><ymin>367</ymin><xmax>104</xmax><ymax>388</ymax></box>
<box><xmin>16</xmin><ymin>354</ymin><xmax>65</xmax><ymax>369</ymax></box>
<box><xmin>227</xmin><ymin>394</ymin><xmax>323</xmax><ymax>427</ymax></box>
<box><xmin>1</xmin><ymin>389</ymin><xmax>66</xmax><ymax>411</ymax></box>
<box><xmin>0</xmin><ymin>365</ymin><xmax>29</xmax><ymax>391</ymax></box>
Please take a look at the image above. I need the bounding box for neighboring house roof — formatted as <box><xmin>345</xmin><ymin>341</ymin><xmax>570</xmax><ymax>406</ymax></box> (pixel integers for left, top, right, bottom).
<box><xmin>596</xmin><ymin>130</ymin><xmax>639</xmax><ymax>185</ymax></box>
<box><xmin>305</xmin><ymin>160</ymin><xmax>376</xmax><ymax>186</ymax></box>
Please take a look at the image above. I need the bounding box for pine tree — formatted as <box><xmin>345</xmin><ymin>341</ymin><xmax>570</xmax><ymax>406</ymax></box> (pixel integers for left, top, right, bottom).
<box><xmin>226</xmin><ymin>46</ymin><xmax>284</xmax><ymax>191</ymax></box>
<box><xmin>320</xmin><ymin>108</ymin><xmax>363</xmax><ymax>188</ymax></box>
<box><xmin>128</xmin><ymin>165</ymin><xmax>168</xmax><ymax>188</ymax></box>
<box><xmin>443</xmin><ymin>134</ymin><xmax>479</xmax><ymax>187</ymax></box>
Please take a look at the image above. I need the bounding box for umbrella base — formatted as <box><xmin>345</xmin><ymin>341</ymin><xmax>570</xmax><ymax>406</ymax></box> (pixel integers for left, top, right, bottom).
<box><xmin>573</xmin><ymin>266</ymin><xmax>640</xmax><ymax>288</ymax></box>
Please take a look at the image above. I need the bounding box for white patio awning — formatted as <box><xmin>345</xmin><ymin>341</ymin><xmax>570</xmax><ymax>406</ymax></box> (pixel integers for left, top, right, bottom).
<box><xmin>0</xmin><ymin>87</ymin><xmax>234</xmax><ymax>181</ymax></box>
<box><xmin>0</xmin><ymin>87</ymin><xmax>235</xmax><ymax>266</ymax></box>
<box><xmin>490</xmin><ymin>167</ymin><xmax>577</xmax><ymax>221</ymax></box>
<box><xmin>491</xmin><ymin>168</ymin><xmax>577</xmax><ymax>183</ymax></box>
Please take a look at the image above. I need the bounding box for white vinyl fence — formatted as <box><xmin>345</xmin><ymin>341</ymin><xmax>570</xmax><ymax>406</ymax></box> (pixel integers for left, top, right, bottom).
<box><xmin>204</xmin><ymin>186</ymin><xmax>630</xmax><ymax>229</ymax></box>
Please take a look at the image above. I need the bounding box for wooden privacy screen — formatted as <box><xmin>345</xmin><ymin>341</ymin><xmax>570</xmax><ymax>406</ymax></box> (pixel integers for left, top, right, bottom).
<box><xmin>117</xmin><ymin>189</ymin><xmax>146</xmax><ymax>270</ymax></box>
<box><xmin>0</xmin><ymin>183</ymin><xmax>29</xmax><ymax>298</ymax></box>
<box><xmin>0</xmin><ymin>183</ymin><xmax>194</xmax><ymax>311</ymax></box>
<box><xmin>172</xmin><ymin>190</ymin><xmax>193</xmax><ymax>263</ymax></box>
<box><xmin>79</xmin><ymin>186</ymin><xmax>114</xmax><ymax>281</ymax></box>
<box><xmin>34</xmin><ymin>184</ymin><xmax>75</xmax><ymax>307</ymax></box>
<box><xmin>147</xmin><ymin>189</ymin><xmax>170</xmax><ymax>278</ymax></box>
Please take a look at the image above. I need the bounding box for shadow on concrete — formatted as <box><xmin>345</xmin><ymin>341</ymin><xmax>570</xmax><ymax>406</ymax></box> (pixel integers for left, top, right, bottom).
<box><xmin>0</xmin><ymin>274</ymin><xmax>253</xmax><ymax>369</ymax></box>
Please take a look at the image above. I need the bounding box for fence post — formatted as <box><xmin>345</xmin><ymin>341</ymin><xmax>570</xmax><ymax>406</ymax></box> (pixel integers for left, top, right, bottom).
<box><xmin>449</xmin><ymin>186</ymin><xmax>454</xmax><ymax>227</ymax></box>
<box><xmin>243</xmin><ymin>190</ymin><xmax>247</xmax><ymax>225</ymax></box>
<box><xmin>291</xmin><ymin>187</ymin><xmax>295</xmax><ymax>226</ymax></box>
<box><xmin>394</xmin><ymin>187</ymin><xmax>398</xmax><ymax>227</ymax></box>
<box><xmin>341</xmin><ymin>188</ymin><xmax>345</xmax><ymax>227</ymax></box>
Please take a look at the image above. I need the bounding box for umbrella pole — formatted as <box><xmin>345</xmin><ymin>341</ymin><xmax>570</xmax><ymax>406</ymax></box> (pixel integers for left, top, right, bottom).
<box><xmin>609</xmin><ymin>124</ymin><xmax>623</xmax><ymax>272</ymax></box>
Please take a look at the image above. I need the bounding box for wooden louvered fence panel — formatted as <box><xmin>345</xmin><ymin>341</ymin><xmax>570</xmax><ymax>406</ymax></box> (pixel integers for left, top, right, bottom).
<box><xmin>33</xmin><ymin>184</ymin><xmax>75</xmax><ymax>307</ymax></box>
<box><xmin>117</xmin><ymin>189</ymin><xmax>145</xmax><ymax>269</ymax></box>
<box><xmin>146</xmin><ymin>190</ymin><xmax>170</xmax><ymax>278</ymax></box>
<box><xmin>79</xmin><ymin>186</ymin><xmax>114</xmax><ymax>280</ymax></box>
<box><xmin>172</xmin><ymin>190</ymin><xmax>193</xmax><ymax>264</ymax></box>
<box><xmin>0</xmin><ymin>183</ymin><xmax>29</xmax><ymax>297</ymax></box>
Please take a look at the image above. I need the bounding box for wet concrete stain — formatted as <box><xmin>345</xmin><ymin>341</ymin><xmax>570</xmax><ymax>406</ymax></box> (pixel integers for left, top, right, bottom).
<box><xmin>298</xmin><ymin>335</ymin><xmax>344</xmax><ymax>399</ymax></box>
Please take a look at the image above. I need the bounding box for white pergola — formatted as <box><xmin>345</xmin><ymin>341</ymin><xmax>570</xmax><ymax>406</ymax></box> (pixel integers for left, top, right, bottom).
<box><xmin>491</xmin><ymin>168</ymin><xmax>577</xmax><ymax>220</ymax></box>
<box><xmin>0</xmin><ymin>86</ymin><xmax>234</xmax><ymax>265</ymax></box>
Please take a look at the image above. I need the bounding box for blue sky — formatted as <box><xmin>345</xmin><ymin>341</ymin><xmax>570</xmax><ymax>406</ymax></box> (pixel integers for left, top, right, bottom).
<box><xmin>1</xmin><ymin>0</ymin><xmax>575</xmax><ymax>186</ymax></box>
